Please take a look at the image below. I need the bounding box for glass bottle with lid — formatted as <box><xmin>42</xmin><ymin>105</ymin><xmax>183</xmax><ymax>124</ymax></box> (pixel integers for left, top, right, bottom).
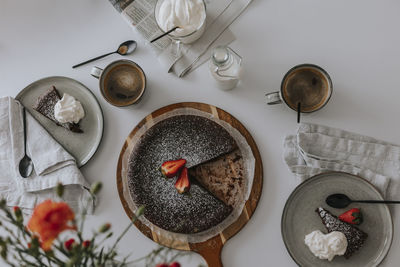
<box><xmin>209</xmin><ymin>46</ymin><xmax>242</xmax><ymax>90</ymax></box>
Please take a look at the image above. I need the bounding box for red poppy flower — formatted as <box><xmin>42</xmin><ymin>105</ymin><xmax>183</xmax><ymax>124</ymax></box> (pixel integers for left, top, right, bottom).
<box><xmin>64</xmin><ymin>238</ymin><xmax>75</xmax><ymax>251</ymax></box>
<box><xmin>82</xmin><ymin>240</ymin><xmax>91</xmax><ymax>248</ymax></box>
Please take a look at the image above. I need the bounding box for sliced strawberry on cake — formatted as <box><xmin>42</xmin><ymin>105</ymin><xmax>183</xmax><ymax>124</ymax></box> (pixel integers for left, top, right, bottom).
<box><xmin>175</xmin><ymin>167</ymin><xmax>190</xmax><ymax>194</ymax></box>
<box><xmin>160</xmin><ymin>159</ymin><xmax>186</xmax><ymax>178</ymax></box>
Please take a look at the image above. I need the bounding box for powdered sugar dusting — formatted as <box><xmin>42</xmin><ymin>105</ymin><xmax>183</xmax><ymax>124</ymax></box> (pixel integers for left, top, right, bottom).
<box><xmin>316</xmin><ymin>207</ymin><xmax>368</xmax><ymax>259</ymax></box>
<box><xmin>127</xmin><ymin>115</ymin><xmax>236</xmax><ymax>234</ymax></box>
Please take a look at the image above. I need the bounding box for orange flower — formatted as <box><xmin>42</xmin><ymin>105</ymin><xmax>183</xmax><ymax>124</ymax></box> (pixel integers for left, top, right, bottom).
<box><xmin>27</xmin><ymin>200</ymin><xmax>76</xmax><ymax>251</ymax></box>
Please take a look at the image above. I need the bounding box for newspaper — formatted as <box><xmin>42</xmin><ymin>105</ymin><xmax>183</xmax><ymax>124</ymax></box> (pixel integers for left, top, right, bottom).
<box><xmin>109</xmin><ymin>0</ymin><xmax>252</xmax><ymax>77</ymax></box>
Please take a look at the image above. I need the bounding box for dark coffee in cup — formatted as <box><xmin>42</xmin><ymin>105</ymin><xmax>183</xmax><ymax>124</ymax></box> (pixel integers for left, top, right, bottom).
<box><xmin>91</xmin><ymin>60</ymin><xmax>146</xmax><ymax>107</ymax></box>
<box><xmin>103</xmin><ymin>64</ymin><xmax>145</xmax><ymax>106</ymax></box>
<box><xmin>265</xmin><ymin>64</ymin><xmax>332</xmax><ymax>113</ymax></box>
<box><xmin>282</xmin><ymin>65</ymin><xmax>331</xmax><ymax>112</ymax></box>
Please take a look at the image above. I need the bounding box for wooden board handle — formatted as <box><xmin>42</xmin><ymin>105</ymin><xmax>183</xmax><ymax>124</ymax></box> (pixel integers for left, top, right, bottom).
<box><xmin>117</xmin><ymin>102</ymin><xmax>263</xmax><ymax>267</ymax></box>
<box><xmin>190</xmin><ymin>236</ymin><xmax>224</xmax><ymax>267</ymax></box>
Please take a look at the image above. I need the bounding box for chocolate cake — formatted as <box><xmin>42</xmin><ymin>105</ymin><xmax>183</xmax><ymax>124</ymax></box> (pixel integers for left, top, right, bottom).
<box><xmin>189</xmin><ymin>149</ymin><xmax>245</xmax><ymax>207</ymax></box>
<box><xmin>316</xmin><ymin>207</ymin><xmax>368</xmax><ymax>259</ymax></box>
<box><xmin>127</xmin><ymin>115</ymin><xmax>238</xmax><ymax>234</ymax></box>
<box><xmin>33</xmin><ymin>86</ymin><xmax>83</xmax><ymax>133</ymax></box>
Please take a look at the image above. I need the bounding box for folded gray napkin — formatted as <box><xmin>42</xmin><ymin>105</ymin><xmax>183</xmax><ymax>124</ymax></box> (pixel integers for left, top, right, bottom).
<box><xmin>284</xmin><ymin>123</ymin><xmax>400</xmax><ymax>199</ymax></box>
<box><xmin>0</xmin><ymin>96</ymin><xmax>94</xmax><ymax>214</ymax></box>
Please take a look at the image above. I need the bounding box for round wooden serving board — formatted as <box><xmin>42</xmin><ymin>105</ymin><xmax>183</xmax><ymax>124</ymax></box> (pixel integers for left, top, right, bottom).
<box><xmin>116</xmin><ymin>102</ymin><xmax>263</xmax><ymax>267</ymax></box>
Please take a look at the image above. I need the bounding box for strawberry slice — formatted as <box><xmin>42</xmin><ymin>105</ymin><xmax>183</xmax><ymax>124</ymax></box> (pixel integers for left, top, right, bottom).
<box><xmin>160</xmin><ymin>159</ymin><xmax>186</xmax><ymax>178</ymax></box>
<box><xmin>338</xmin><ymin>208</ymin><xmax>363</xmax><ymax>225</ymax></box>
<box><xmin>175</xmin><ymin>167</ymin><xmax>190</xmax><ymax>194</ymax></box>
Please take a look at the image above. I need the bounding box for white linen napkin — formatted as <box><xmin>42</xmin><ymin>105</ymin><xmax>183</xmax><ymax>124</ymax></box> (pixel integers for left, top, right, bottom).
<box><xmin>0</xmin><ymin>96</ymin><xmax>94</xmax><ymax>214</ymax></box>
<box><xmin>284</xmin><ymin>123</ymin><xmax>400</xmax><ymax>199</ymax></box>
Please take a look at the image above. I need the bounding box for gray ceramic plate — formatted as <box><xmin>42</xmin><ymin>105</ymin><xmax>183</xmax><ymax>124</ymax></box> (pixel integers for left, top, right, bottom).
<box><xmin>281</xmin><ymin>172</ymin><xmax>393</xmax><ymax>267</ymax></box>
<box><xmin>16</xmin><ymin>76</ymin><xmax>104</xmax><ymax>167</ymax></box>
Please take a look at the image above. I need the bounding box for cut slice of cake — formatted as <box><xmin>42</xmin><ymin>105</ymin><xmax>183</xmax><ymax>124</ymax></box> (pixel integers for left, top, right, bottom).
<box><xmin>189</xmin><ymin>149</ymin><xmax>245</xmax><ymax>207</ymax></box>
<box><xmin>316</xmin><ymin>207</ymin><xmax>368</xmax><ymax>259</ymax></box>
<box><xmin>33</xmin><ymin>86</ymin><xmax>83</xmax><ymax>133</ymax></box>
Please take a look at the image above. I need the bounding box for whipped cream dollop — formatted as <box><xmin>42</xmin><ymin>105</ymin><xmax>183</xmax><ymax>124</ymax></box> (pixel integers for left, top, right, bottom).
<box><xmin>54</xmin><ymin>93</ymin><xmax>85</xmax><ymax>124</ymax></box>
<box><xmin>156</xmin><ymin>0</ymin><xmax>206</xmax><ymax>36</ymax></box>
<box><xmin>304</xmin><ymin>230</ymin><xmax>348</xmax><ymax>261</ymax></box>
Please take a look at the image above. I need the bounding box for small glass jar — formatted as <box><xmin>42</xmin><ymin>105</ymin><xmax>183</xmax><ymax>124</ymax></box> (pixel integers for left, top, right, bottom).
<box><xmin>209</xmin><ymin>46</ymin><xmax>242</xmax><ymax>90</ymax></box>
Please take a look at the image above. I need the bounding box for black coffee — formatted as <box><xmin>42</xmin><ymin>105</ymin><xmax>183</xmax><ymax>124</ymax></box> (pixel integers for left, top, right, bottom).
<box><xmin>103</xmin><ymin>64</ymin><xmax>145</xmax><ymax>106</ymax></box>
<box><xmin>282</xmin><ymin>67</ymin><xmax>330</xmax><ymax>112</ymax></box>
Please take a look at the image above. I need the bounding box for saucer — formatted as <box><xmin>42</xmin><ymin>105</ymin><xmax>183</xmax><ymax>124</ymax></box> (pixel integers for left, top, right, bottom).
<box><xmin>281</xmin><ymin>172</ymin><xmax>393</xmax><ymax>267</ymax></box>
<box><xmin>16</xmin><ymin>76</ymin><xmax>104</xmax><ymax>167</ymax></box>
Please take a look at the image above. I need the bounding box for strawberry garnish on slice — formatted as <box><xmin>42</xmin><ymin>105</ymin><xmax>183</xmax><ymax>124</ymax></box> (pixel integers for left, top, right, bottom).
<box><xmin>175</xmin><ymin>167</ymin><xmax>190</xmax><ymax>194</ymax></box>
<box><xmin>338</xmin><ymin>208</ymin><xmax>363</xmax><ymax>225</ymax></box>
<box><xmin>160</xmin><ymin>159</ymin><xmax>186</xmax><ymax>178</ymax></box>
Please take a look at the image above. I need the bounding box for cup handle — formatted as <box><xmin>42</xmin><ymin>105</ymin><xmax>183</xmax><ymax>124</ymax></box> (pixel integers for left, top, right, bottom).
<box><xmin>90</xmin><ymin>66</ymin><xmax>103</xmax><ymax>79</ymax></box>
<box><xmin>265</xmin><ymin>91</ymin><xmax>282</xmax><ymax>105</ymax></box>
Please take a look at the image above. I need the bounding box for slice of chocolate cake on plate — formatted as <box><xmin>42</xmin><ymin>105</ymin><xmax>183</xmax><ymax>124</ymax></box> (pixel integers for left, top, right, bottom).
<box><xmin>316</xmin><ymin>207</ymin><xmax>368</xmax><ymax>259</ymax></box>
<box><xmin>33</xmin><ymin>86</ymin><xmax>83</xmax><ymax>133</ymax></box>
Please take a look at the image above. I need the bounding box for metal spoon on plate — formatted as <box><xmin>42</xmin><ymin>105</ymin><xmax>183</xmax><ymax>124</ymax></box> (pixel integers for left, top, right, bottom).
<box><xmin>72</xmin><ymin>40</ymin><xmax>137</xmax><ymax>68</ymax></box>
<box><xmin>19</xmin><ymin>107</ymin><xmax>34</xmax><ymax>178</ymax></box>
<box><xmin>326</xmin><ymin>193</ymin><xmax>400</xmax><ymax>209</ymax></box>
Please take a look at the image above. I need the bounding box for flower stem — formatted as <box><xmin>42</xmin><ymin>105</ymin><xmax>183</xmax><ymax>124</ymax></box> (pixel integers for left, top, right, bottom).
<box><xmin>109</xmin><ymin>216</ymin><xmax>138</xmax><ymax>252</ymax></box>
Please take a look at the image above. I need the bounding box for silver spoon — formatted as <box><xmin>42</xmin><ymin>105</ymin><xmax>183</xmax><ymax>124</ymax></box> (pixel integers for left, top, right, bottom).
<box><xmin>18</xmin><ymin>107</ymin><xmax>34</xmax><ymax>178</ymax></box>
<box><xmin>326</xmin><ymin>193</ymin><xmax>400</xmax><ymax>209</ymax></box>
<box><xmin>72</xmin><ymin>40</ymin><xmax>137</xmax><ymax>68</ymax></box>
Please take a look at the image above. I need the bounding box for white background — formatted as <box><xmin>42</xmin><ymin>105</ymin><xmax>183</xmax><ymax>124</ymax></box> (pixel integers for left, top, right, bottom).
<box><xmin>1</xmin><ymin>0</ymin><xmax>400</xmax><ymax>266</ymax></box>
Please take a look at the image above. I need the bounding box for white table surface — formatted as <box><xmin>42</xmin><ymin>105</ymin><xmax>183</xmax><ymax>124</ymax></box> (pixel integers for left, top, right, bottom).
<box><xmin>1</xmin><ymin>0</ymin><xmax>400</xmax><ymax>266</ymax></box>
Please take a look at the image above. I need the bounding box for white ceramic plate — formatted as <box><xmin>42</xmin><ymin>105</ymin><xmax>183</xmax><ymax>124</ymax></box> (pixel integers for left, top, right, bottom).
<box><xmin>16</xmin><ymin>76</ymin><xmax>104</xmax><ymax>167</ymax></box>
<box><xmin>281</xmin><ymin>172</ymin><xmax>393</xmax><ymax>267</ymax></box>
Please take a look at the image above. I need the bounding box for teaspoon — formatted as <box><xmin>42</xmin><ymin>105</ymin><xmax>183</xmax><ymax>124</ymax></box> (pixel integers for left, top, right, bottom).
<box><xmin>72</xmin><ymin>40</ymin><xmax>137</xmax><ymax>68</ymax></box>
<box><xmin>18</xmin><ymin>107</ymin><xmax>34</xmax><ymax>178</ymax></box>
<box><xmin>326</xmin><ymin>193</ymin><xmax>400</xmax><ymax>209</ymax></box>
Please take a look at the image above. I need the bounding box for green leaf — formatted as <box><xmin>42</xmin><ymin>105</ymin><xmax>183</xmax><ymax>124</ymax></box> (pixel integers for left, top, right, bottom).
<box><xmin>90</xmin><ymin>182</ymin><xmax>103</xmax><ymax>195</ymax></box>
<box><xmin>56</xmin><ymin>183</ymin><xmax>64</xmax><ymax>198</ymax></box>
